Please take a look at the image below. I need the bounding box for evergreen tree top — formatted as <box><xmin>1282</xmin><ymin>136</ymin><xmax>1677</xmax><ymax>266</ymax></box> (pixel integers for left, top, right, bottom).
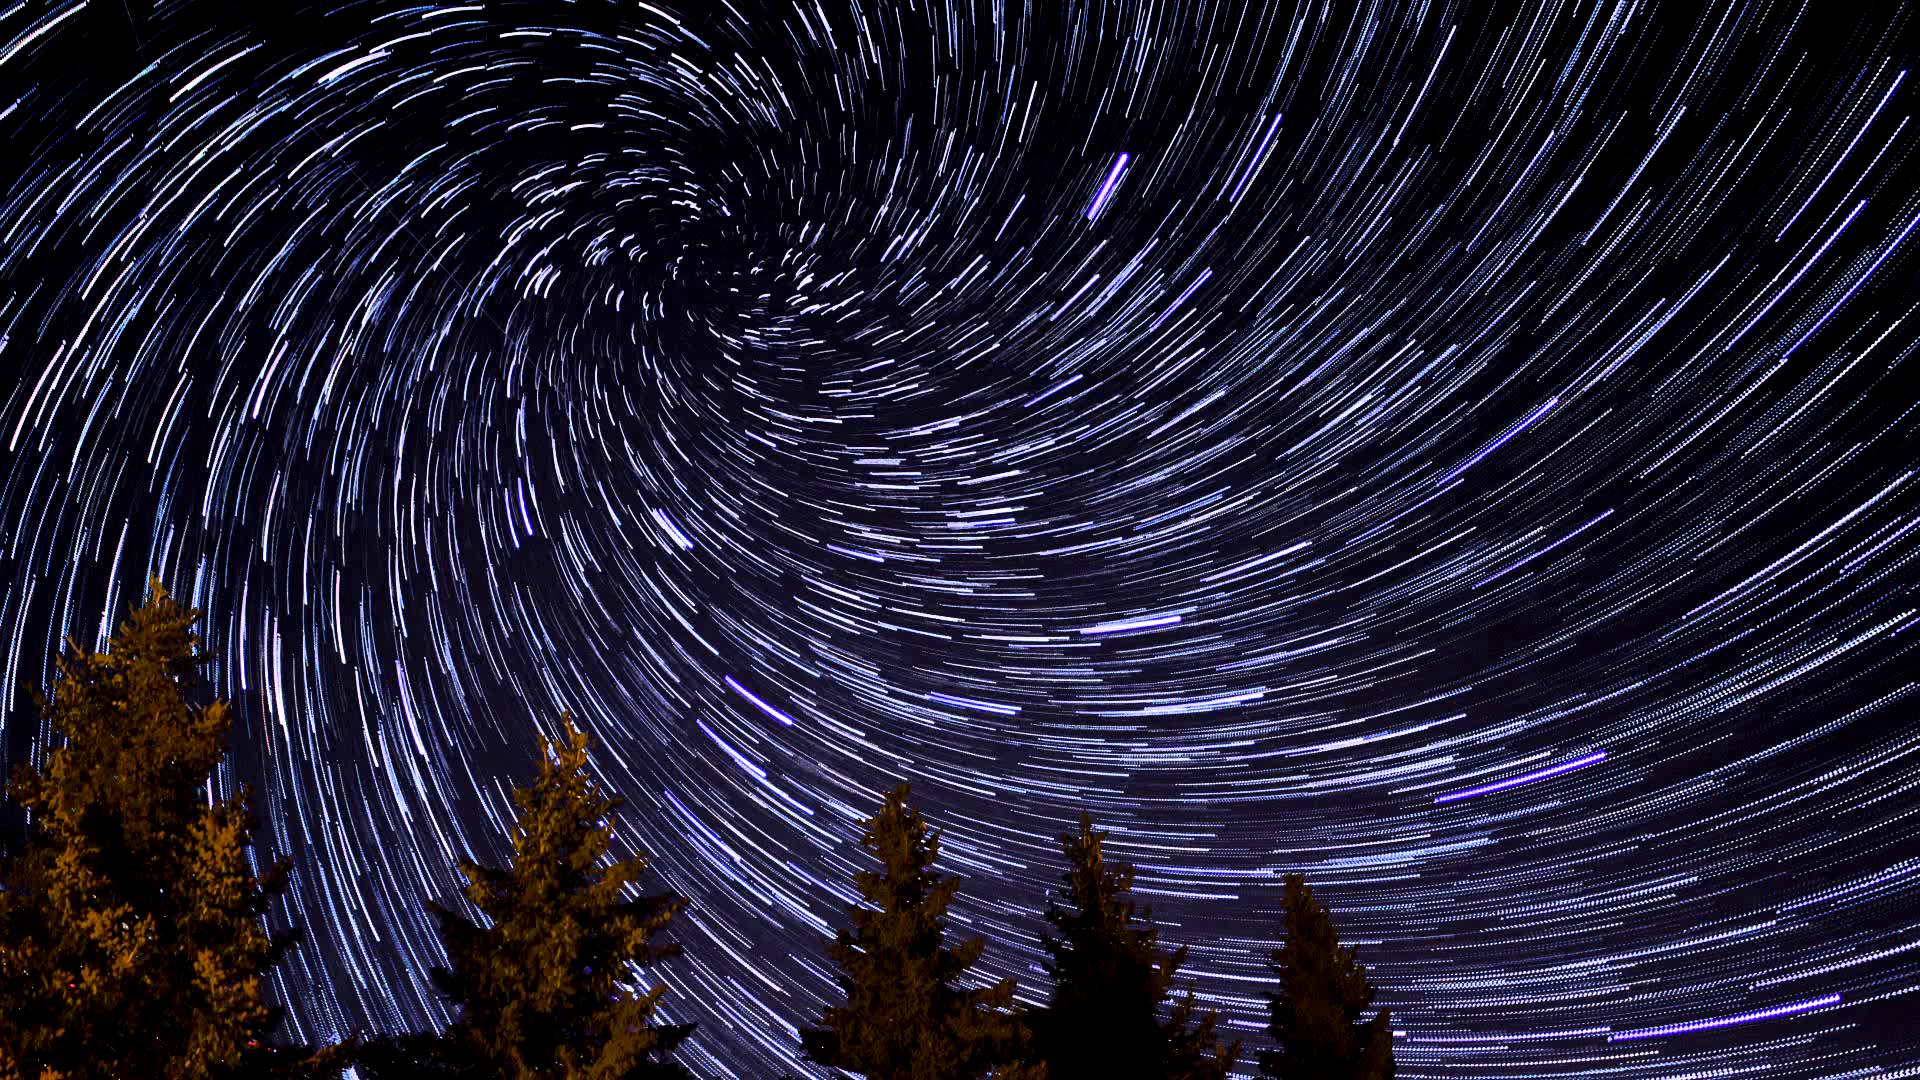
<box><xmin>0</xmin><ymin>578</ymin><xmax>336</xmax><ymax>1078</ymax></box>
<box><xmin>1043</xmin><ymin>812</ymin><xmax>1172</xmax><ymax>997</ymax></box>
<box><xmin>496</xmin><ymin>714</ymin><xmax>647</xmax><ymax>903</ymax></box>
<box><xmin>428</xmin><ymin>712</ymin><xmax>691</xmax><ymax>1079</ymax></box>
<box><xmin>801</xmin><ymin>784</ymin><xmax>1038</xmax><ymax>1080</ymax></box>
<box><xmin>12</xmin><ymin>577</ymin><xmax>229</xmax><ymax>849</ymax></box>
<box><xmin>1260</xmin><ymin>874</ymin><xmax>1393</xmax><ymax>1080</ymax></box>
<box><xmin>1034</xmin><ymin>813</ymin><xmax>1236</xmax><ymax>1080</ymax></box>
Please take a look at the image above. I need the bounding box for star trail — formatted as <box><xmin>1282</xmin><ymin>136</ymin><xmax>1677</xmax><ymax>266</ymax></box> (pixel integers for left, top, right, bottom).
<box><xmin>2</xmin><ymin>0</ymin><xmax>1918</xmax><ymax>1075</ymax></box>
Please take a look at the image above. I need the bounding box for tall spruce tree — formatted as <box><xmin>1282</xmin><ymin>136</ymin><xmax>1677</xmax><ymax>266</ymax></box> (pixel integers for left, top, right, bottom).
<box><xmin>1259</xmin><ymin>874</ymin><xmax>1393</xmax><ymax>1080</ymax></box>
<box><xmin>800</xmin><ymin>784</ymin><xmax>1043</xmax><ymax>1080</ymax></box>
<box><xmin>1032</xmin><ymin>813</ymin><xmax>1237</xmax><ymax>1080</ymax></box>
<box><xmin>416</xmin><ymin>713</ymin><xmax>693</xmax><ymax>1079</ymax></box>
<box><xmin>0</xmin><ymin>579</ymin><xmax>335</xmax><ymax>1079</ymax></box>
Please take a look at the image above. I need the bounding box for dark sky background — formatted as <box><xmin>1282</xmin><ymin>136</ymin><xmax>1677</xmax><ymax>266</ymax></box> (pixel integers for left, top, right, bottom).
<box><xmin>2</xmin><ymin>0</ymin><xmax>1918</xmax><ymax>1075</ymax></box>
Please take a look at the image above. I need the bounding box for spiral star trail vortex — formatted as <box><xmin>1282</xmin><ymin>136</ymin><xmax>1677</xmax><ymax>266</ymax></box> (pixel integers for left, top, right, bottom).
<box><xmin>3</xmin><ymin>0</ymin><xmax>1919</xmax><ymax>1073</ymax></box>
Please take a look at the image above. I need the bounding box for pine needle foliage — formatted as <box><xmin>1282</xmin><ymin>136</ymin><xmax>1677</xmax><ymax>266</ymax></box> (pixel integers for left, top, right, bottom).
<box><xmin>800</xmin><ymin>784</ymin><xmax>1041</xmax><ymax>1080</ymax></box>
<box><xmin>1258</xmin><ymin>874</ymin><xmax>1393</xmax><ymax>1080</ymax></box>
<box><xmin>425</xmin><ymin>713</ymin><xmax>693</xmax><ymax>1079</ymax></box>
<box><xmin>1032</xmin><ymin>813</ymin><xmax>1237</xmax><ymax>1080</ymax></box>
<box><xmin>0</xmin><ymin>579</ymin><xmax>332</xmax><ymax>1079</ymax></box>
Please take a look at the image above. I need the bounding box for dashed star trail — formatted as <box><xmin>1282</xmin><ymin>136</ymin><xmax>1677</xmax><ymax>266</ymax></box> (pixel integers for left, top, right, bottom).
<box><xmin>2</xmin><ymin>0</ymin><xmax>1919</xmax><ymax>1075</ymax></box>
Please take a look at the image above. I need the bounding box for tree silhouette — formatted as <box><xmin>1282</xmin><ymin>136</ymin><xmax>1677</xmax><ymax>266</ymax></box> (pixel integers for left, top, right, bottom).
<box><xmin>0</xmin><ymin>579</ymin><xmax>337</xmax><ymax>1078</ymax></box>
<box><xmin>1259</xmin><ymin>874</ymin><xmax>1393</xmax><ymax>1080</ymax></box>
<box><xmin>800</xmin><ymin>784</ymin><xmax>1043</xmax><ymax>1080</ymax></box>
<box><xmin>400</xmin><ymin>713</ymin><xmax>694</xmax><ymax>1079</ymax></box>
<box><xmin>1032</xmin><ymin>813</ymin><xmax>1237</xmax><ymax>1080</ymax></box>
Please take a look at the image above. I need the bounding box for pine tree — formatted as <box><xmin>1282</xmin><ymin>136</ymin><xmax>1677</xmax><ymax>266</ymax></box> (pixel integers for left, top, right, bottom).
<box><xmin>0</xmin><ymin>579</ymin><xmax>336</xmax><ymax>1079</ymax></box>
<box><xmin>419</xmin><ymin>713</ymin><xmax>694</xmax><ymax>1079</ymax></box>
<box><xmin>1259</xmin><ymin>874</ymin><xmax>1393</xmax><ymax>1080</ymax></box>
<box><xmin>1032</xmin><ymin>813</ymin><xmax>1237</xmax><ymax>1080</ymax></box>
<box><xmin>800</xmin><ymin>784</ymin><xmax>1043</xmax><ymax>1080</ymax></box>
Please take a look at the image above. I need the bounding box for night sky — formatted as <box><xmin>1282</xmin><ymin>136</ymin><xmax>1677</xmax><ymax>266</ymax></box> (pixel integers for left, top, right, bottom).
<box><xmin>2</xmin><ymin>0</ymin><xmax>1918</xmax><ymax>1074</ymax></box>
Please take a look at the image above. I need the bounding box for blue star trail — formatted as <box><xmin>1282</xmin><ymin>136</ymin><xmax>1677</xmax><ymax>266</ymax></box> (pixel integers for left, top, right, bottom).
<box><xmin>1</xmin><ymin>0</ymin><xmax>1917</xmax><ymax>1075</ymax></box>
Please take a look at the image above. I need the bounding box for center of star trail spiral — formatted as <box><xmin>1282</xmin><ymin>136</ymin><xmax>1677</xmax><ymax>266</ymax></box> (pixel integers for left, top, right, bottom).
<box><xmin>1</xmin><ymin>0</ymin><xmax>1918</xmax><ymax>1075</ymax></box>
